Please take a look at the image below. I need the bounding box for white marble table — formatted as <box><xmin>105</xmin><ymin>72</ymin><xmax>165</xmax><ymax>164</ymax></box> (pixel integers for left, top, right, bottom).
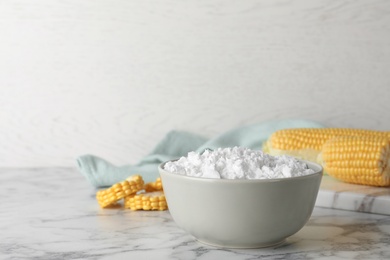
<box><xmin>2</xmin><ymin>168</ymin><xmax>390</xmax><ymax>260</ymax></box>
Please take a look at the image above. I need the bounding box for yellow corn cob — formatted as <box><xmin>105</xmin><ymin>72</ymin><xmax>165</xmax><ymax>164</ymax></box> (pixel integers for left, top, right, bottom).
<box><xmin>319</xmin><ymin>135</ymin><xmax>390</xmax><ymax>187</ymax></box>
<box><xmin>96</xmin><ymin>175</ymin><xmax>144</xmax><ymax>208</ymax></box>
<box><xmin>263</xmin><ymin>128</ymin><xmax>390</xmax><ymax>162</ymax></box>
<box><xmin>144</xmin><ymin>177</ymin><xmax>163</xmax><ymax>192</ymax></box>
<box><xmin>124</xmin><ymin>191</ymin><xmax>168</xmax><ymax>211</ymax></box>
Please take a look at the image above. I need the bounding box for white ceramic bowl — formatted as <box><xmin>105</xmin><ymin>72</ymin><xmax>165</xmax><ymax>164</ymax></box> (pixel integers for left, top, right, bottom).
<box><xmin>158</xmin><ymin>160</ymin><xmax>323</xmax><ymax>248</ymax></box>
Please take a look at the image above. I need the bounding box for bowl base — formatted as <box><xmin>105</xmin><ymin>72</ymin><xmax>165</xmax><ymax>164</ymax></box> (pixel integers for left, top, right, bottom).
<box><xmin>195</xmin><ymin>238</ymin><xmax>287</xmax><ymax>249</ymax></box>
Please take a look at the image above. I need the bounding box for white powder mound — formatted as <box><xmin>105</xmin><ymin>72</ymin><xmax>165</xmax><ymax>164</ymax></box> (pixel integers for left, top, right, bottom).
<box><xmin>163</xmin><ymin>147</ymin><xmax>315</xmax><ymax>180</ymax></box>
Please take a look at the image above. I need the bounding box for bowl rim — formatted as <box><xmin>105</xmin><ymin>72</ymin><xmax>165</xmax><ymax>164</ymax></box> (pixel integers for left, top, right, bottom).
<box><xmin>158</xmin><ymin>159</ymin><xmax>323</xmax><ymax>184</ymax></box>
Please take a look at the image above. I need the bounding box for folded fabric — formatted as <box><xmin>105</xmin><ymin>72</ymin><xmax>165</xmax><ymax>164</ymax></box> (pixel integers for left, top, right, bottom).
<box><xmin>77</xmin><ymin>119</ymin><xmax>324</xmax><ymax>188</ymax></box>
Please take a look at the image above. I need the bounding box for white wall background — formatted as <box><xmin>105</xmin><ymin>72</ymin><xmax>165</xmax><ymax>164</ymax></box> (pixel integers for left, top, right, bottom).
<box><xmin>1</xmin><ymin>0</ymin><xmax>390</xmax><ymax>168</ymax></box>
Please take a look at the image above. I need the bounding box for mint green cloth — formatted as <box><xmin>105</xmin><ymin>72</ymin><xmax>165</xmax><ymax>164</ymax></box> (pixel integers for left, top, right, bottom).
<box><xmin>77</xmin><ymin>119</ymin><xmax>324</xmax><ymax>187</ymax></box>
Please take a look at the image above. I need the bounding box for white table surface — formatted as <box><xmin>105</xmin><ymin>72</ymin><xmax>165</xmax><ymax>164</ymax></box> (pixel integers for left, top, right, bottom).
<box><xmin>2</xmin><ymin>167</ymin><xmax>390</xmax><ymax>260</ymax></box>
<box><xmin>317</xmin><ymin>175</ymin><xmax>390</xmax><ymax>216</ymax></box>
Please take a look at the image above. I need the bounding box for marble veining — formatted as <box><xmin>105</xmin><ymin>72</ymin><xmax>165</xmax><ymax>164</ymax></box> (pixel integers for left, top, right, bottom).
<box><xmin>1</xmin><ymin>168</ymin><xmax>390</xmax><ymax>259</ymax></box>
<box><xmin>317</xmin><ymin>175</ymin><xmax>390</xmax><ymax>216</ymax></box>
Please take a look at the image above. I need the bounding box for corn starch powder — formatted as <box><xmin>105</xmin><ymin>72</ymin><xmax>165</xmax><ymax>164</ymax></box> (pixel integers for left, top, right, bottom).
<box><xmin>163</xmin><ymin>147</ymin><xmax>314</xmax><ymax>179</ymax></box>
